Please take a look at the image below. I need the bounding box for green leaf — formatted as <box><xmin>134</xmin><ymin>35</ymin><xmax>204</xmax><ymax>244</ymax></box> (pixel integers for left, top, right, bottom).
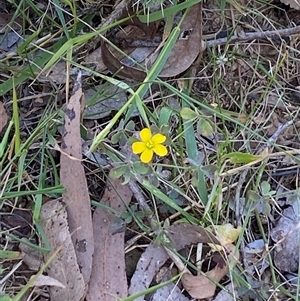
<box><xmin>159</xmin><ymin>106</ymin><xmax>173</xmax><ymax>126</ymax></box>
<box><xmin>111</xmin><ymin>132</ymin><xmax>121</xmax><ymax>144</ymax></box>
<box><xmin>261</xmin><ymin>181</ymin><xmax>271</xmax><ymax>196</ymax></box>
<box><xmin>197</xmin><ymin>118</ymin><xmax>214</xmax><ymax>137</ymax></box>
<box><xmin>133</xmin><ymin>161</ymin><xmax>149</xmax><ymax>175</ymax></box>
<box><xmin>0</xmin><ymin>250</ymin><xmax>20</xmax><ymax>259</ymax></box>
<box><xmin>125</xmin><ymin>120</ymin><xmax>135</xmax><ymax>131</ymax></box>
<box><xmin>247</xmin><ymin>190</ymin><xmax>262</xmax><ymax>203</ymax></box>
<box><xmin>109</xmin><ymin>165</ymin><xmax>128</xmax><ymax>179</ymax></box>
<box><xmin>222</xmin><ymin>152</ymin><xmax>261</xmax><ymax>164</ymax></box>
<box><xmin>180</xmin><ymin>107</ymin><xmax>198</xmax><ymax>120</ymax></box>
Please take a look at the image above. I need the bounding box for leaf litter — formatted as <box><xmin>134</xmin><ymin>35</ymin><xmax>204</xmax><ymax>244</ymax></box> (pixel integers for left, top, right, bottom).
<box><xmin>59</xmin><ymin>72</ymin><xmax>94</xmax><ymax>296</ymax></box>
<box><xmin>2</xmin><ymin>1</ymin><xmax>300</xmax><ymax>300</ymax></box>
<box><xmin>86</xmin><ymin>177</ymin><xmax>132</xmax><ymax>301</ymax></box>
<box><xmin>40</xmin><ymin>200</ymin><xmax>85</xmax><ymax>301</ymax></box>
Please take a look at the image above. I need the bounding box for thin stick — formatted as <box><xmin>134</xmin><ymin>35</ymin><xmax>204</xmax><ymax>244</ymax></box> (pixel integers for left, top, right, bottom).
<box><xmin>205</xmin><ymin>25</ymin><xmax>300</xmax><ymax>48</ymax></box>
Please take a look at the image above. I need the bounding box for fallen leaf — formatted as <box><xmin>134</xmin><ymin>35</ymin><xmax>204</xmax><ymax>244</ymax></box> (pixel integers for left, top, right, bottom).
<box><xmin>270</xmin><ymin>194</ymin><xmax>299</xmax><ymax>272</ymax></box>
<box><xmin>159</xmin><ymin>2</ymin><xmax>203</xmax><ymax>77</ymax></box>
<box><xmin>84</xmin><ymin>83</ymin><xmax>128</xmax><ymax>119</ymax></box>
<box><xmin>0</xmin><ymin>12</ymin><xmax>22</xmax><ymax>32</ymax></box>
<box><xmin>29</xmin><ymin>274</ymin><xmax>66</xmax><ymax>288</ymax></box>
<box><xmin>211</xmin><ymin>224</ymin><xmax>242</xmax><ymax>247</ymax></box>
<box><xmin>181</xmin><ymin>244</ymin><xmax>239</xmax><ymax>299</ymax></box>
<box><xmin>20</xmin><ymin>240</ymin><xmax>42</xmax><ymax>271</ymax></box>
<box><xmin>128</xmin><ymin>224</ymin><xmax>219</xmax><ymax>301</ymax></box>
<box><xmin>279</xmin><ymin>0</ymin><xmax>300</xmax><ymax>9</ymax></box>
<box><xmin>60</xmin><ymin>73</ymin><xmax>94</xmax><ymax>291</ymax></box>
<box><xmin>86</xmin><ymin>178</ymin><xmax>133</xmax><ymax>301</ymax></box>
<box><xmin>40</xmin><ymin>200</ymin><xmax>86</xmax><ymax>301</ymax></box>
<box><xmin>243</xmin><ymin>239</ymin><xmax>269</xmax><ymax>276</ymax></box>
<box><xmin>101</xmin><ymin>2</ymin><xmax>204</xmax><ymax>79</ymax></box>
<box><xmin>101</xmin><ymin>40</ymin><xmax>147</xmax><ymax>80</ymax></box>
<box><xmin>152</xmin><ymin>268</ymin><xmax>190</xmax><ymax>301</ymax></box>
<box><xmin>0</xmin><ymin>102</ymin><xmax>8</xmax><ymax>133</ymax></box>
<box><xmin>212</xmin><ymin>283</ymin><xmax>236</xmax><ymax>301</ymax></box>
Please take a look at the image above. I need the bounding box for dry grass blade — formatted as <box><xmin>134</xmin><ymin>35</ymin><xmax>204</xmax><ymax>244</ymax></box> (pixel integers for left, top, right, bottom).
<box><xmin>86</xmin><ymin>178</ymin><xmax>132</xmax><ymax>301</ymax></box>
<box><xmin>60</xmin><ymin>72</ymin><xmax>94</xmax><ymax>291</ymax></box>
<box><xmin>0</xmin><ymin>102</ymin><xmax>8</xmax><ymax>133</ymax></box>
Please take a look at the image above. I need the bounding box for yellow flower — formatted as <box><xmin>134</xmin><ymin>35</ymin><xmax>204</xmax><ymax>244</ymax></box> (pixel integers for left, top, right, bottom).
<box><xmin>132</xmin><ymin>128</ymin><xmax>168</xmax><ymax>163</ymax></box>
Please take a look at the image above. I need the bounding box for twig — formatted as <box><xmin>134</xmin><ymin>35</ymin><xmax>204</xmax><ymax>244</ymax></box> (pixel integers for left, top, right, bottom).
<box><xmin>128</xmin><ymin>179</ymin><xmax>157</xmax><ymax>227</ymax></box>
<box><xmin>257</xmin><ymin>120</ymin><xmax>294</xmax><ymax>154</ymax></box>
<box><xmin>205</xmin><ymin>25</ymin><xmax>300</xmax><ymax>48</ymax></box>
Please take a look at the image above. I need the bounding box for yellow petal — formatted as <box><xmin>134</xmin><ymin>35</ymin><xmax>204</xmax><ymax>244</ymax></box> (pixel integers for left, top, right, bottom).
<box><xmin>153</xmin><ymin>144</ymin><xmax>168</xmax><ymax>157</ymax></box>
<box><xmin>132</xmin><ymin>142</ymin><xmax>146</xmax><ymax>154</ymax></box>
<box><xmin>152</xmin><ymin>133</ymin><xmax>166</xmax><ymax>144</ymax></box>
<box><xmin>140</xmin><ymin>149</ymin><xmax>153</xmax><ymax>163</ymax></box>
<box><xmin>140</xmin><ymin>128</ymin><xmax>152</xmax><ymax>142</ymax></box>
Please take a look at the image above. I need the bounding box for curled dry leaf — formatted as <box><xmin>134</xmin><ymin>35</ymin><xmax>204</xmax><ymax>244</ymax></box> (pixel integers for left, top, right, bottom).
<box><xmin>279</xmin><ymin>0</ymin><xmax>300</xmax><ymax>9</ymax></box>
<box><xmin>0</xmin><ymin>102</ymin><xmax>8</xmax><ymax>133</ymax></box>
<box><xmin>41</xmin><ymin>200</ymin><xmax>85</xmax><ymax>301</ymax></box>
<box><xmin>60</xmin><ymin>73</ymin><xmax>94</xmax><ymax>291</ymax></box>
<box><xmin>181</xmin><ymin>244</ymin><xmax>239</xmax><ymax>299</ymax></box>
<box><xmin>101</xmin><ymin>2</ymin><xmax>204</xmax><ymax>79</ymax></box>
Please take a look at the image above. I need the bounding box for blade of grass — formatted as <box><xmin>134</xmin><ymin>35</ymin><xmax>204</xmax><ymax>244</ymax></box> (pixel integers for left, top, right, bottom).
<box><xmin>12</xmin><ymin>77</ymin><xmax>20</xmax><ymax>154</ymax></box>
<box><xmin>137</xmin><ymin>0</ymin><xmax>201</xmax><ymax>22</ymax></box>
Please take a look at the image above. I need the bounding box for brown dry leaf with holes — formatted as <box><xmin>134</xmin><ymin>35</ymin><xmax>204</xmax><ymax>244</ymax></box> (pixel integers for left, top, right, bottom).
<box><xmin>41</xmin><ymin>200</ymin><xmax>85</xmax><ymax>301</ymax></box>
<box><xmin>60</xmin><ymin>73</ymin><xmax>94</xmax><ymax>295</ymax></box>
<box><xmin>86</xmin><ymin>177</ymin><xmax>132</xmax><ymax>301</ymax></box>
<box><xmin>0</xmin><ymin>102</ymin><xmax>8</xmax><ymax>133</ymax></box>
<box><xmin>279</xmin><ymin>0</ymin><xmax>300</xmax><ymax>9</ymax></box>
<box><xmin>159</xmin><ymin>2</ymin><xmax>203</xmax><ymax>77</ymax></box>
<box><xmin>181</xmin><ymin>244</ymin><xmax>239</xmax><ymax>299</ymax></box>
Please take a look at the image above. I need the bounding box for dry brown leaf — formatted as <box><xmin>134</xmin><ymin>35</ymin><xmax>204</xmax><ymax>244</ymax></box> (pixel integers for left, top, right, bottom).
<box><xmin>0</xmin><ymin>102</ymin><xmax>8</xmax><ymax>133</ymax></box>
<box><xmin>159</xmin><ymin>2</ymin><xmax>203</xmax><ymax>77</ymax></box>
<box><xmin>271</xmin><ymin>196</ymin><xmax>299</xmax><ymax>272</ymax></box>
<box><xmin>101</xmin><ymin>2</ymin><xmax>204</xmax><ymax>79</ymax></box>
<box><xmin>60</xmin><ymin>73</ymin><xmax>94</xmax><ymax>291</ymax></box>
<box><xmin>41</xmin><ymin>200</ymin><xmax>86</xmax><ymax>301</ymax></box>
<box><xmin>279</xmin><ymin>0</ymin><xmax>300</xmax><ymax>9</ymax></box>
<box><xmin>181</xmin><ymin>244</ymin><xmax>239</xmax><ymax>299</ymax></box>
<box><xmin>86</xmin><ymin>178</ymin><xmax>132</xmax><ymax>301</ymax></box>
<box><xmin>29</xmin><ymin>274</ymin><xmax>66</xmax><ymax>288</ymax></box>
<box><xmin>0</xmin><ymin>12</ymin><xmax>22</xmax><ymax>32</ymax></box>
<box><xmin>20</xmin><ymin>240</ymin><xmax>42</xmax><ymax>271</ymax></box>
<box><xmin>129</xmin><ymin>224</ymin><xmax>219</xmax><ymax>301</ymax></box>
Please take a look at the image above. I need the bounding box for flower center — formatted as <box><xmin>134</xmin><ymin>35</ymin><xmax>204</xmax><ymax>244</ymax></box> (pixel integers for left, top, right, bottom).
<box><xmin>146</xmin><ymin>140</ymin><xmax>154</xmax><ymax>149</ymax></box>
